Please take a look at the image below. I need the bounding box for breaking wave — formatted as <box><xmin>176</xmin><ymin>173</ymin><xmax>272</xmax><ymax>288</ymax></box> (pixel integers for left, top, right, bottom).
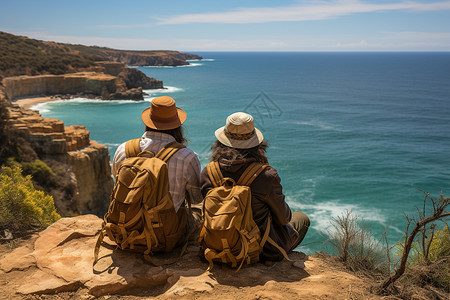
<box><xmin>30</xmin><ymin>97</ymin><xmax>145</xmax><ymax>113</ymax></box>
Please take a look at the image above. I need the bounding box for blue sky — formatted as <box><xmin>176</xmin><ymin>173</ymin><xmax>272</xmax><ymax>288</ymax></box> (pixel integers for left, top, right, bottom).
<box><xmin>1</xmin><ymin>0</ymin><xmax>450</xmax><ymax>51</ymax></box>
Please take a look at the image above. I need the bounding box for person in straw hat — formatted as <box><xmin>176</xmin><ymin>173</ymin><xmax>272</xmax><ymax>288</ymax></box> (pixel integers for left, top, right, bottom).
<box><xmin>112</xmin><ymin>96</ymin><xmax>202</xmax><ymax>238</ymax></box>
<box><xmin>200</xmin><ymin>112</ymin><xmax>310</xmax><ymax>262</ymax></box>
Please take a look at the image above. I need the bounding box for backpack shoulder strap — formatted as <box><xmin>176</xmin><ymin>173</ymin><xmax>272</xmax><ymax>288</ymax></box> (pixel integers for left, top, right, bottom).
<box><xmin>125</xmin><ymin>138</ymin><xmax>142</xmax><ymax>158</ymax></box>
<box><xmin>206</xmin><ymin>161</ymin><xmax>224</xmax><ymax>188</ymax></box>
<box><xmin>155</xmin><ymin>141</ymin><xmax>186</xmax><ymax>162</ymax></box>
<box><xmin>237</xmin><ymin>162</ymin><xmax>269</xmax><ymax>186</ymax></box>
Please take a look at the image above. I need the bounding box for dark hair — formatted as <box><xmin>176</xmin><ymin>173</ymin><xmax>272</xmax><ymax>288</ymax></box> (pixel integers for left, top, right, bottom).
<box><xmin>210</xmin><ymin>140</ymin><xmax>269</xmax><ymax>164</ymax></box>
<box><xmin>145</xmin><ymin>126</ymin><xmax>188</xmax><ymax>145</ymax></box>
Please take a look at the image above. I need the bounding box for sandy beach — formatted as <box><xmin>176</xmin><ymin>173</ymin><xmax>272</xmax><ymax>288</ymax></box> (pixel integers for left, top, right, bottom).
<box><xmin>13</xmin><ymin>96</ymin><xmax>58</xmax><ymax>110</ymax></box>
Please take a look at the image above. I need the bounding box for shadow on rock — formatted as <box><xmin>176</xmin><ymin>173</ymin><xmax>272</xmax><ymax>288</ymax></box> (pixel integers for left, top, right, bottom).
<box><xmin>205</xmin><ymin>251</ymin><xmax>310</xmax><ymax>288</ymax></box>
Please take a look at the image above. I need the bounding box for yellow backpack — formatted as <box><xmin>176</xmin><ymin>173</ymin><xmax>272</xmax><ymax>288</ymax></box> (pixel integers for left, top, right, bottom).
<box><xmin>94</xmin><ymin>139</ymin><xmax>187</xmax><ymax>265</ymax></box>
<box><xmin>199</xmin><ymin>161</ymin><xmax>291</xmax><ymax>272</ymax></box>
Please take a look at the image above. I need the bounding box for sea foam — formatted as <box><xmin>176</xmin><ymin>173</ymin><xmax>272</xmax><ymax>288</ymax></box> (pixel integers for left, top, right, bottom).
<box><xmin>29</xmin><ymin>87</ymin><xmax>183</xmax><ymax>113</ymax></box>
<box><xmin>102</xmin><ymin>142</ymin><xmax>122</xmax><ymax>147</ymax></box>
<box><xmin>287</xmin><ymin>197</ymin><xmax>387</xmax><ymax>232</ymax></box>
<box><xmin>187</xmin><ymin>58</ymin><xmax>215</xmax><ymax>62</ymax></box>
<box><xmin>137</xmin><ymin>63</ymin><xmax>202</xmax><ymax>68</ymax></box>
<box><xmin>30</xmin><ymin>97</ymin><xmax>144</xmax><ymax>113</ymax></box>
<box><xmin>143</xmin><ymin>86</ymin><xmax>182</xmax><ymax>95</ymax></box>
<box><xmin>143</xmin><ymin>86</ymin><xmax>183</xmax><ymax>101</ymax></box>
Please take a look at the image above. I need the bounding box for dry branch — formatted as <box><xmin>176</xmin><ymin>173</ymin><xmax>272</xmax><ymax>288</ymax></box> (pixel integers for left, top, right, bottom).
<box><xmin>379</xmin><ymin>193</ymin><xmax>450</xmax><ymax>290</ymax></box>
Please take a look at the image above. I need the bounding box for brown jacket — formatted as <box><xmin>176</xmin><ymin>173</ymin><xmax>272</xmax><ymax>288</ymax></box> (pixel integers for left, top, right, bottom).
<box><xmin>200</xmin><ymin>158</ymin><xmax>299</xmax><ymax>261</ymax></box>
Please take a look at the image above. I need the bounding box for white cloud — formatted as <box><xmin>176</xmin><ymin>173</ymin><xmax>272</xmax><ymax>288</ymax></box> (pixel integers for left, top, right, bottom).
<box><xmin>157</xmin><ymin>0</ymin><xmax>450</xmax><ymax>24</ymax></box>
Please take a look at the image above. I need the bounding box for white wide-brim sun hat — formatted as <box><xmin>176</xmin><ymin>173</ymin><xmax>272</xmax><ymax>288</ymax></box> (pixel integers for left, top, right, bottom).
<box><xmin>215</xmin><ymin>112</ymin><xmax>264</xmax><ymax>149</ymax></box>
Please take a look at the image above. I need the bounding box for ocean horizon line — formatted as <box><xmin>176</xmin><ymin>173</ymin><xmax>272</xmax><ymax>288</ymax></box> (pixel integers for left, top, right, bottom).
<box><xmin>181</xmin><ymin>50</ymin><xmax>450</xmax><ymax>53</ymax></box>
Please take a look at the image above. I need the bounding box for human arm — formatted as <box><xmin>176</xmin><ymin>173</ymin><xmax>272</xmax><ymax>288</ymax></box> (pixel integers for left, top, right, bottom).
<box><xmin>264</xmin><ymin>168</ymin><xmax>292</xmax><ymax>226</ymax></box>
<box><xmin>184</xmin><ymin>152</ymin><xmax>202</xmax><ymax>205</ymax></box>
<box><xmin>200</xmin><ymin>166</ymin><xmax>214</xmax><ymax>198</ymax></box>
<box><xmin>112</xmin><ymin>143</ymin><xmax>127</xmax><ymax>176</ymax></box>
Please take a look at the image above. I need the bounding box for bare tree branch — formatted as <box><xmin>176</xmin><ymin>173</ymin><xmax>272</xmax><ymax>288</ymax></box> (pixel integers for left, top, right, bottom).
<box><xmin>379</xmin><ymin>193</ymin><xmax>450</xmax><ymax>290</ymax></box>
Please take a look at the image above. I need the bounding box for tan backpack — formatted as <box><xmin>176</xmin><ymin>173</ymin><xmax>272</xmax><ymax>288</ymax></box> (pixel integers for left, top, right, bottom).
<box><xmin>93</xmin><ymin>139</ymin><xmax>187</xmax><ymax>266</ymax></box>
<box><xmin>198</xmin><ymin>161</ymin><xmax>291</xmax><ymax>272</ymax></box>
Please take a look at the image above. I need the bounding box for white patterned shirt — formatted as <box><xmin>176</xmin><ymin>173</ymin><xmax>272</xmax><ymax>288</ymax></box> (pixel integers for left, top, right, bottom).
<box><xmin>112</xmin><ymin>131</ymin><xmax>202</xmax><ymax>211</ymax></box>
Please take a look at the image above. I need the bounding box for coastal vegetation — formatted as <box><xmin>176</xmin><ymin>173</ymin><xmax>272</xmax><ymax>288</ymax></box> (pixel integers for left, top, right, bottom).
<box><xmin>0</xmin><ymin>131</ymin><xmax>80</xmax><ymax>220</ymax></box>
<box><xmin>0</xmin><ymin>93</ymin><xmax>79</xmax><ymax>219</ymax></box>
<box><xmin>326</xmin><ymin>210</ymin><xmax>386</xmax><ymax>274</ymax></box>
<box><xmin>326</xmin><ymin>192</ymin><xmax>449</xmax><ymax>299</ymax></box>
<box><xmin>0</xmin><ymin>31</ymin><xmax>201</xmax><ymax>80</ymax></box>
<box><xmin>0</xmin><ymin>166</ymin><xmax>60</xmax><ymax>232</ymax></box>
<box><xmin>0</xmin><ymin>31</ymin><xmax>100</xmax><ymax>78</ymax></box>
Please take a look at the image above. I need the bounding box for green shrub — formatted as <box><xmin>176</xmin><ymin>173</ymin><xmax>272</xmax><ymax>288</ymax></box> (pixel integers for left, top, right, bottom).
<box><xmin>427</xmin><ymin>226</ymin><xmax>450</xmax><ymax>261</ymax></box>
<box><xmin>405</xmin><ymin>227</ymin><xmax>450</xmax><ymax>290</ymax></box>
<box><xmin>407</xmin><ymin>226</ymin><xmax>450</xmax><ymax>263</ymax></box>
<box><xmin>427</xmin><ymin>227</ymin><xmax>450</xmax><ymax>290</ymax></box>
<box><xmin>21</xmin><ymin>159</ymin><xmax>57</xmax><ymax>189</ymax></box>
<box><xmin>0</xmin><ymin>166</ymin><xmax>60</xmax><ymax>232</ymax></box>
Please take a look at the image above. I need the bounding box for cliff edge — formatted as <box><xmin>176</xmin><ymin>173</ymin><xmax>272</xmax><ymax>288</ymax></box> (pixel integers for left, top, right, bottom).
<box><xmin>2</xmin><ymin>91</ymin><xmax>113</xmax><ymax>216</ymax></box>
<box><xmin>0</xmin><ymin>215</ymin><xmax>379</xmax><ymax>299</ymax></box>
<box><xmin>3</xmin><ymin>62</ymin><xmax>163</xmax><ymax>101</ymax></box>
<box><xmin>0</xmin><ymin>31</ymin><xmax>201</xmax><ymax>101</ymax></box>
<box><xmin>0</xmin><ymin>31</ymin><xmax>202</xmax><ymax>79</ymax></box>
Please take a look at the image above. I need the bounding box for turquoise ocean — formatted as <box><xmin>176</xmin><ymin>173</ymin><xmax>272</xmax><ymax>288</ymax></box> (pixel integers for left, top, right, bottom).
<box><xmin>34</xmin><ymin>52</ymin><xmax>450</xmax><ymax>252</ymax></box>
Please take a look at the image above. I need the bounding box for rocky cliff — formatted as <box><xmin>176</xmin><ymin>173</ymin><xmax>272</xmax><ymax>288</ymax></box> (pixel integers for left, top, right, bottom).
<box><xmin>2</xmin><ymin>62</ymin><xmax>163</xmax><ymax>101</ymax></box>
<box><xmin>0</xmin><ymin>215</ymin><xmax>378</xmax><ymax>299</ymax></box>
<box><xmin>2</xmin><ymin>72</ymin><xmax>117</xmax><ymax>101</ymax></box>
<box><xmin>66</xmin><ymin>141</ymin><xmax>112</xmax><ymax>215</ymax></box>
<box><xmin>117</xmin><ymin>67</ymin><xmax>163</xmax><ymax>89</ymax></box>
<box><xmin>5</xmin><ymin>104</ymin><xmax>113</xmax><ymax>216</ymax></box>
<box><xmin>1</xmin><ymin>31</ymin><xmax>198</xmax><ymax>101</ymax></box>
<box><xmin>99</xmin><ymin>49</ymin><xmax>202</xmax><ymax>66</ymax></box>
<box><xmin>0</xmin><ymin>31</ymin><xmax>202</xmax><ymax>78</ymax></box>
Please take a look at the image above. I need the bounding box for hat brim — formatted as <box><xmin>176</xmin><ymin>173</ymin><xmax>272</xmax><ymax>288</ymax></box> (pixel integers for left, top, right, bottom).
<box><xmin>215</xmin><ymin>126</ymin><xmax>264</xmax><ymax>149</ymax></box>
<box><xmin>141</xmin><ymin>107</ymin><xmax>187</xmax><ymax>130</ymax></box>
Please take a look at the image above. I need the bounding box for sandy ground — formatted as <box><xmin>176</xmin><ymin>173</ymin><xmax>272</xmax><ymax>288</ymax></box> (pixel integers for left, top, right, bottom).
<box><xmin>13</xmin><ymin>96</ymin><xmax>57</xmax><ymax>110</ymax></box>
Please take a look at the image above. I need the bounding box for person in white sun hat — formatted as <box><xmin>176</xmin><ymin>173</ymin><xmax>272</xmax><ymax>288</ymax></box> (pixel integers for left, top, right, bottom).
<box><xmin>200</xmin><ymin>112</ymin><xmax>310</xmax><ymax>262</ymax></box>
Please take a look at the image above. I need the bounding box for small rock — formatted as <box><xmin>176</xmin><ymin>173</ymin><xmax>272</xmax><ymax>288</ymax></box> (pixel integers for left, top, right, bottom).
<box><xmin>293</xmin><ymin>260</ymin><xmax>306</xmax><ymax>269</ymax></box>
<box><xmin>0</xmin><ymin>246</ymin><xmax>36</xmax><ymax>272</ymax></box>
<box><xmin>4</xmin><ymin>229</ymin><xmax>13</xmax><ymax>240</ymax></box>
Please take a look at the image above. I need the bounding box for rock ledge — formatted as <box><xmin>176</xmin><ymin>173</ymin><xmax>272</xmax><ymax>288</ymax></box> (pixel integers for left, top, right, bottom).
<box><xmin>0</xmin><ymin>215</ymin><xmax>376</xmax><ymax>299</ymax></box>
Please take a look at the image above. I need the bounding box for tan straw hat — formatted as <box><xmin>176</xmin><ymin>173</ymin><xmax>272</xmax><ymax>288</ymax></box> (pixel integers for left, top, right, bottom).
<box><xmin>215</xmin><ymin>112</ymin><xmax>264</xmax><ymax>149</ymax></box>
<box><xmin>141</xmin><ymin>96</ymin><xmax>187</xmax><ymax>130</ymax></box>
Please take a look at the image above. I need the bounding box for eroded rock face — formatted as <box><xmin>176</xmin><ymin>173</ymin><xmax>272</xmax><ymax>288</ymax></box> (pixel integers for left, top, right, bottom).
<box><xmin>103</xmin><ymin>50</ymin><xmax>199</xmax><ymax>67</ymax></box>
<box><xmin>94</xmin><ymin>61</ymin><xmax>126</xmax><ymax>76</ymax></box>
<box><xmin>118</xmin><ymin>68</ymin><xmax>163</xmax><ymax>90</ymax></box>
<box><xmin>67</xmin><ymin>141</ymin><xmax>113</xmax><ymax>215</ymax></box>
<box><xmin>2</xmin><ymin>72</ymin><xmax>117</xmax><ymax>101</ymax></box>
<box><xmin>106</xmin><ymin>87</ymin><xmax>145</xmax><ymax>101</ymax></box>
<box><xmin>2</xmin><ymin>67</ymin><xmax>164</xmax><ymax>102</ymax></box>
<box><xmin>7</xmin><ymin>106</ymin><xmax>91</xmax><ymax>154</ymax></box>
<box><xmin>0</xmin><ymin>216</ymin><xmax>371</xmax><ymax>299</ymax></box>
<box><xmin>6</xmin><ymin>105</ymin><xmax>113</xmax><ymax>215</ymax></box>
